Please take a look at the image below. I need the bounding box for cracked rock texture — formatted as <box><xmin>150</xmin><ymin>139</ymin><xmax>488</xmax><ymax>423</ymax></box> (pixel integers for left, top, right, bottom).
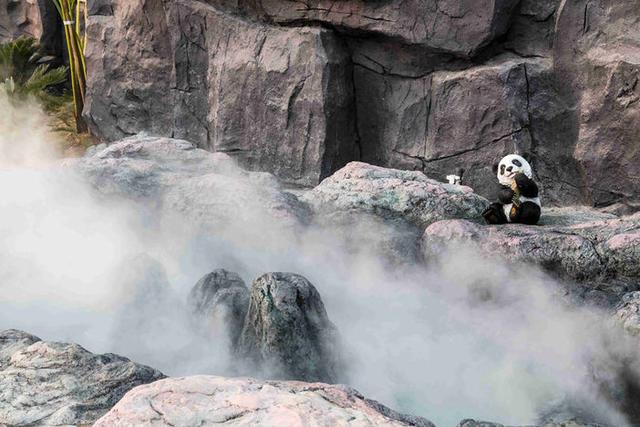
<box><xmin>237</xmin><ymin>272</ymin><xmax>342</xmax><ymax>384</ymax></box>
<box><xmin>94</xmin><ymin>375</ymin><xmax>435</xmax><ymax>427</ymax></box>
<box><xmin>27</xmin><ymin>0</ymin><xmax>620</xmax><ymax>211</ymax></box>
<box><xmin>0</xmin><ymin>0</ymin><xmax>41</xmax><ymax>42</ymax></box>
<box><xmin>0</xmin><ymin>329</ymin><xmax>165</xmax><ymax>426</ymax></box>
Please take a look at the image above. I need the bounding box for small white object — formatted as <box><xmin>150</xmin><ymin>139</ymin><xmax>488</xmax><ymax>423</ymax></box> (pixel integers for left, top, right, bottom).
<box><xmin>63</xmin><ymin>20</ymin><xmax>75</xmax><ymax>26</ymax></box>
<box><xmin>446</xmin><ymin>175</ymin><xmax>461</xmax><ymax>185</ymax></box>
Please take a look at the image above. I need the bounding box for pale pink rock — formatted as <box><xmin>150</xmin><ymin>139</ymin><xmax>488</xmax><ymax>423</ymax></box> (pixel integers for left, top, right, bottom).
<box><xmin>94</xmin><ymin>376</ymin><xmax>435</xmax><ymax>427</ymax></box>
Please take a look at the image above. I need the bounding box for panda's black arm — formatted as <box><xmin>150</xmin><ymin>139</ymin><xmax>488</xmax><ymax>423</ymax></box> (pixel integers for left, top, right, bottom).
<box><xmin>498</xmin><ymin>186</ymin><xmax>515</xmax><ymax>204</ymax></box>
<box><xmin>515</xmin><ymin>173</ymin><xmax>539</xmax><ymax>197</ymax></box>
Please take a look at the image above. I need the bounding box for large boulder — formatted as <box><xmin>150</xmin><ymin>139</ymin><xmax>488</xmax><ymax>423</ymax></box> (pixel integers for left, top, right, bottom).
<box><xmin>303</xmin><ymin>162</ymin><xmax>488</xmax><ymax>230</ymax></box>
<box><xmin>302</xmin><ymin>162</ymin><xmax>489</xmax><ymax>262</ymax></box>
<box><xmin>84</xmin><ymin>0</ymin><xmax>357</xmax><ymax>186</ymax></box>
<box><xmin>188</xmin><ymin>269</ymin><xmax>250</xmax><ymax>347</ymax></box>
<box><xmin>94</xmin><ymin>375</ymin><xmax>435</xmax><ymax>427</ymax></box>
<box><xmin>237</xmin><ymin>273</ymin><xmax>341</xmax><ymax>383</ymax></box>
<box><xmin>0</xmin><ymin>329</ymin><xmax>164</xmax><ymax>426</ymax></box>
<box><xmin>0</xmin><ymin>0</ymin><xmax>41</xmax><ymax>42</ymax></box>
<box><xmin>74</xmin><ymin>136</ymin><xmax>309</xmax><ymax>230</ymax></box>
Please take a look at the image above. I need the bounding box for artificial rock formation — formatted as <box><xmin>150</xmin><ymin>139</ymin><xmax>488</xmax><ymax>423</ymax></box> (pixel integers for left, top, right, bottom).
<box><xmin>94</xmin><ymin>376</ymin><xmax>436</xmax><ymax>427</ymax></box>
<box><xmin>237</xmin><ymin>272</ymin><xmax>341</xmax><ymax>384</ymax></box>
<box><xmin>84</xmin><ymin>0</ymin><xmax>356</xmax><ymax>186</ymax></box>
<box><xmin>188</xmin><ymin>269</ymin><xmax>250</xmax><ymax>347</ymax></box>
<box><xmin>0</xmin><ymin>329</ymin><xmax>164</xmax><ymax>426</ymax></box>
<box><xmin>0</xmin><ymin>0</ymin><xmax>41</xmax><ymax>42</ymax></box>
<box><xmin>6</xmin><ymin>0</ymin><xmax>636</xmax><ymax>211</ymax></box>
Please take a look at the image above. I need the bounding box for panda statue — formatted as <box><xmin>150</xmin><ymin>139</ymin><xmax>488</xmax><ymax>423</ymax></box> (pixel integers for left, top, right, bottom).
<box><xmin>481</xmin><ymin>154</ymin><xmax>541</xmax><ymax>225</ymax></box>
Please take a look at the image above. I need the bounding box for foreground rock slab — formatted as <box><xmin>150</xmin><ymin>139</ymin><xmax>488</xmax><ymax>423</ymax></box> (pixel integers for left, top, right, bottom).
<box><xmin>94</xmin><ymin>375</ymin><xmax>435</xmax><ymax>427</ymax></box>
<box><xmin>237</xmin><ymin>272</ymin><xmax>341</xmax><ymax>383</ymax></box>
<box><xmin>457</xmin><ymin>419</ymin><xmax>598</xmax><ymax>427</ymax></box>
<box><xmin>0</xmin><ymin>329</ymin><xmax>165</xmax><ymax>426</ymax></box>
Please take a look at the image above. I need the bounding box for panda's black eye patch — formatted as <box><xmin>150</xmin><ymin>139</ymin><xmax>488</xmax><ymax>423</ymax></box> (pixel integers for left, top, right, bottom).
<box><xmin>500</xmin><ymin>164</ymin><xmax>506</xmax><ymax>175</ymax></box>
<box><xmin>512</xmin><ymin>159</ymin><xmax>522</xmax><ymax>167</ymax></box>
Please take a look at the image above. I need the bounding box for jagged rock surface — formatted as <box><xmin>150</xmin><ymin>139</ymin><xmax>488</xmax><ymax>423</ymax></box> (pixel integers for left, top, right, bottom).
<box><xmin>0</xmin><ymin>329</ymin><xmax>165</xmax><ymax>426</ymax></box>
<box><xmin>94</xmin><ymin>376</ymin><xmax>435</xmax><ymax>427</ymax></box>
<box><xmin>188</xmin><ymin>269</ymin><xmax>250</xmax><ymax>347</ymax></box>
<box><xmin>237</xmin><ymin>273</ymin><xmax>341</xmax><ymax>383</ymax></box>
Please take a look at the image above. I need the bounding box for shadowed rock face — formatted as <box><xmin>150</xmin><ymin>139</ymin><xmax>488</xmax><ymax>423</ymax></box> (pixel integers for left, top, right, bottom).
<box><xmin>0</xmin><ymin>329</ymin><xmax>165</xmax><ymax>426</ymax></box>
<box><xmin>554</xmin><ymin>0</ymin><xmax>640</xmax><ymax>210</ymax></box>
<box><xmin>188</xmin><ymin>269</ymin><xmax>250</xmax><ymax>347</ymax></box>
<box><xmin>94</xmin><ymin>376</ymin><xmax>436</xmax><ymax>427</ymax></box>
<box><xmin>237</xmin><ymin>272</ymin><xmax>341</xmax><ymax>383</ymax></box>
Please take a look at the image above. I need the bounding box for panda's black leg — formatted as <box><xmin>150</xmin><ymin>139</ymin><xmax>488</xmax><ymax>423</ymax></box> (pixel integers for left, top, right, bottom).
<box><xmin>511</xmin><ymin>201</ymin><xmax>541</xmax><ymax>225</ymax></box>
<box><xmin>482</xmin><ymin>203</ymin><xmax>508</xmax><ymax>224</ymax></box>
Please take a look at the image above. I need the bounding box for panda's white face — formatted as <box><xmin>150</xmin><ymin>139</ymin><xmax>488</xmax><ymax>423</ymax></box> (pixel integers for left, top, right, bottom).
<box><xmin>497</xmin><ymin>154</ymin><xmax>533</xmax><ymax>186</ymax></box>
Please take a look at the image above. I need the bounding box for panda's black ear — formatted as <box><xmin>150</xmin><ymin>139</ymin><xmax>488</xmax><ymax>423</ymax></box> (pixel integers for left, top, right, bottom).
<box><xmin>492</xmin><ymin>163</ymin><xmax>499</xmax><ymax>174</ymax></box>
<box><xmin>520</xmin><ymin>152</ymin><xmax>533</xmax><ymax>163</ymax></box>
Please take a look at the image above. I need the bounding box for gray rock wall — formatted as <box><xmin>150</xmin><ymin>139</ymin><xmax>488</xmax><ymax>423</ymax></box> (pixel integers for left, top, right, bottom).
<box><xmin>74</xmin><ymin>0</ymin><xmax>640</xmax><ymax>209</ymax></box>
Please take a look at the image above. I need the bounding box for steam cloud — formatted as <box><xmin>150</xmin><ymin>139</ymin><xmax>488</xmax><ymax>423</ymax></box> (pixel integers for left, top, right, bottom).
<box><xmin>0</xmin><ymin>95</ymin><xmax>637</xmax><ymax>427</ymax></box>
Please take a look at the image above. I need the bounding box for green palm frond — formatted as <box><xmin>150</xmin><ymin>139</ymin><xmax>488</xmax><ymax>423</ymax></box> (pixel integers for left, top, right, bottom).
<box><xmin>0</xmin><ymin>37</ymin><xmax>40</xmax><ymax>84</ymax></box>
<box><xmin>0</xmin><ymin>37</ymin><xmax>69</xmax><ymax>110</ymax></box>
<box><xmin>24</xmin><ymin>64</ymin><xmax>67</xmax><ymax>94</ymax></box>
